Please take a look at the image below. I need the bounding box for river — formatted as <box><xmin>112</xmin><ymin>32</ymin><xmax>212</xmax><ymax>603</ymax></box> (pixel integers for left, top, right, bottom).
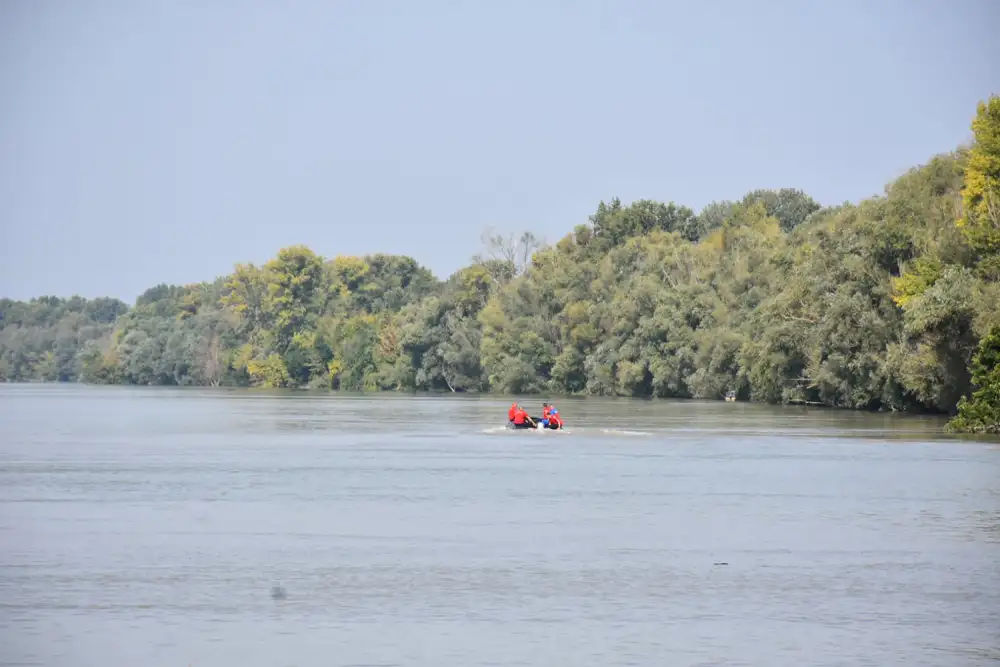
<box><xmin>1</xmin><ymin>384</ymin><xmax>998</xmax><ymax>666</ymax></box>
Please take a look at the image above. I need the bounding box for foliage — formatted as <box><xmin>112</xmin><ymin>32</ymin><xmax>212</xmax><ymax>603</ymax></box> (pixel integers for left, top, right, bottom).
<box><xmin>958</xmin><ymin>94</ymin><xmax>1000</xmax><ymax>279</ymax></box>
<box><xmin>741</xmin><ymin>188</ymin><xmax>821</xmax><ymax>232</ymax></box>
<box><xmin>0</xmin><ymin>296</ymin><xmax>128</xmax><ymax>382</ymax></box>
<box><xmin>946</xmin><ymin>326</ymin><xmax>1000</xmax><ymax>434</ymax></box>
<box><xmin>2</xmin><ymin>96</ymin><xmax>999</xmax><ymax>433</ymax></box>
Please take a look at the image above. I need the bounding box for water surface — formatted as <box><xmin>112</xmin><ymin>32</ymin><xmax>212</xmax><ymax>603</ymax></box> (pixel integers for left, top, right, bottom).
<box><xmin>1</xmin><ymin>385</ymin><xmax>998</xmax><ymax>666</ymax></box>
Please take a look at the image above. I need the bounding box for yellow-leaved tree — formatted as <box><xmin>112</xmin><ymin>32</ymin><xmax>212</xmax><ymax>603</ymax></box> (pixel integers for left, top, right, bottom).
<box><xmin>958</xmin><ymin>94</ymin><xmax>1000</xmax><ymax>278</ymax></box>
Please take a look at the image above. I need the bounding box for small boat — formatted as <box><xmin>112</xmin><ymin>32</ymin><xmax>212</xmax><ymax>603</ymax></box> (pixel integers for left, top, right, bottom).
<box><xmin>506</xmin><ymin>417</ymin><xmax>564</xmax><ymax>431</ymax></box>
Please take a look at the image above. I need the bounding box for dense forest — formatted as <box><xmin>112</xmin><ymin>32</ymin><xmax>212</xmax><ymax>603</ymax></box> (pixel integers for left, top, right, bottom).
<box><xmin>3</xmin><ymin>96</ymin><xmax>999</xmax><ymax>433</ymax></box>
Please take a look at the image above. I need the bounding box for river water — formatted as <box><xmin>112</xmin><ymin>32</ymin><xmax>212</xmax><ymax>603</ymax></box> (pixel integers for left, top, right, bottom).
<box><xmin>1</xmin><ymin>384</ymin><xmax>998</xmax><ymax>666</ymax></box>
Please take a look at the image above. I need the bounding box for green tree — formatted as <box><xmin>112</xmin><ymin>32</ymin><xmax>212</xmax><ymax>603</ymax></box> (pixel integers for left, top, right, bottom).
<box><xmin>741</xmin><ymin>188</ymin><xmax>821</xmax><ymax>232</ymax></box>
<box><xmin>263</xmin><ymin>245</ymin><xmax>327</xmax><ymax>352</ymax></box>
<box><xmin>958</xmin><ymin>94</ymin><xmax>1000</xmax><ymax>278</ymax></box>
<box><xmin>946</xmin><ymin>325</ymin><xmax>1000</xmax><ymax>434</ymax></box>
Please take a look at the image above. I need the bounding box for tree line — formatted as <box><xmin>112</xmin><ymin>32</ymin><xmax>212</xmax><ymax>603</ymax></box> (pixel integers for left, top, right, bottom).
<box><xmin>2</xmin><ymin>95</ymin><xmax>998</xmax><ymax>433</ymax></box>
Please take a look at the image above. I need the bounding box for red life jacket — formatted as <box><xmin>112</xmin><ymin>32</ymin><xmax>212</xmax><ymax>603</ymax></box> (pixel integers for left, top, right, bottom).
<box><xmin>542</xmin><ymin>406</ymin><xmax>552</xmax><ymax>419</ymax></box>
<box><xmin>508</xmin><ymin>404</ymin><xmax>517</xmax><ymax>420</ymax></box>
<box><xmin>513</xmin><ymin>409</ymin><xmax>527</xmax><ymax>424</ymax></box>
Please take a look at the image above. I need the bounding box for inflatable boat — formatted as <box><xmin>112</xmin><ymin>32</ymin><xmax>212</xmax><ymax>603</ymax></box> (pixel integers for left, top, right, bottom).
<box><xmin>506</xmin><ymin>417</ymin><xmax>564</xmax><ymax>431</ymax></box>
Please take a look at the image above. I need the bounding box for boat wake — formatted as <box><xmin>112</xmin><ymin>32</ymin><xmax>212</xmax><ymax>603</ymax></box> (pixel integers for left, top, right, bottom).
<box><xmin>600</xmin><ymin>428</ymin><xmax>652</xmax><ymax>436</ymax></box>
<box><xmin>479</xmin><ymin>426</ymin><xmax>652</xmax><ymax>437</ymax></box>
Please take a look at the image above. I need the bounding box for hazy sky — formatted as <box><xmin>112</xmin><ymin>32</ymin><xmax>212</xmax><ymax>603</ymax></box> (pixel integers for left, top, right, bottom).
<box><xmin>1</xmin><ymin>0</ymin><xmax>998</xmax><ymax>303</ymax></box>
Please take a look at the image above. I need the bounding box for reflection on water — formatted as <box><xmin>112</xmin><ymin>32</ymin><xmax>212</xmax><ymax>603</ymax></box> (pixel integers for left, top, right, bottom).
<box><xmin>0</xmin><ymin>384</ymin><xmax>998</xmax><ymax>667</ymax></box>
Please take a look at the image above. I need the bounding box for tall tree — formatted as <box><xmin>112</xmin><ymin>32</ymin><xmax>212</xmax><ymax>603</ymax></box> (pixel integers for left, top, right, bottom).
<box><xmin>947</xmin><ymin>325</ymin><xmax>1000</xmax><ymax>434</ymax></box>
<box><xmin>958</xmin><ymin>94</ymin><xmax>1000</xmax><ymax>278</ymax></box>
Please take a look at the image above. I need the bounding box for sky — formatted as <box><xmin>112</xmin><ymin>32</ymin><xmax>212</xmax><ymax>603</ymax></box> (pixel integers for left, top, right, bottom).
<box><xmin>1</xmin><ymin>0</ymin><xmax>998</xmax><ymax>303</ymax></box>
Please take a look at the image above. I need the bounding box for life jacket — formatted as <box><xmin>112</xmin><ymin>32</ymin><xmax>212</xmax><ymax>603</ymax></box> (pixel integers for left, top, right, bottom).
<box><xmin>513</xmin><ymin>408</ymin><xmax>527</xmax><ymax>424</ymax></box>
<box><xmin>550</xmin><ymin>409</ymin><xmax>562</xmax><ymax>427</ymax></box>
<box><xmin>542</xmin><ymin>406</ymin><xmax>552</xmax><ymax>419</ymax></box>
<box><xmin>508</xmin><ymin>404</ymin><xmax>517</xmax><ymax>420</ymax></box>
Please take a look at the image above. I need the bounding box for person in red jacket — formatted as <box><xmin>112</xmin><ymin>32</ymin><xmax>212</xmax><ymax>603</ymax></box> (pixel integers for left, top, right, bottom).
<box><xmin>508</xmin><ymin>403</ymin><xmax>518</xmax><ymax>424</ymax></box>
<box><xmin>541</xmin><ymin>403</ymin><xmax>552</xmax><ymax>425</ymax></box>
<box><xmin>548</xmin><ymin>406</ymin><xmax>564</xmax><ymax>430</ymax></box>
<box><xmin>512</xmin><ymin>405</ymin><xmax>535</xmax><ymax>429</ymax></box>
